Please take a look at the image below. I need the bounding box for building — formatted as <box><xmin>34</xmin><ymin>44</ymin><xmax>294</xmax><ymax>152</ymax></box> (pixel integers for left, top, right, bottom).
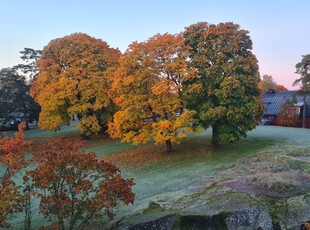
<box><xmin>262</xmin><ymin>89</ymin><xmax>310</xmax><ymax>128</ymax></box>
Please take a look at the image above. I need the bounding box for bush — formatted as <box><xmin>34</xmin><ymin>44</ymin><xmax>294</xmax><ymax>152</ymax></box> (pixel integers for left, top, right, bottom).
<box><xmin>0</xmin><ymin>123</ymin><xmax>31</xmax><ymax>228</ymax></box>
<box><xmin>277</xmin><ymin>99</ymin><xmax>300</xmax><ymax>127</ymax></box>
<box><xmin>28</xmin><ymin>137</ymin><xmax>135</xmax><ymax>229</ymax></box>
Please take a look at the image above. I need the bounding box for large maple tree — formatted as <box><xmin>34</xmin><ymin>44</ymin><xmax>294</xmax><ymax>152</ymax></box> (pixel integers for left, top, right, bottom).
<box><xmin>30</xmin><ymin>33</ymin><xmax>120</xmax><ymax>136</ymax></box>
<box><xmin>183</xmin><ymin>22</ymin><xmax>263</xmax><ymax>146</ymax></box>
<box><xmin>108</xmin><ymin>33</ymin><xmax>196</xmax><ymax>151</ymax></box>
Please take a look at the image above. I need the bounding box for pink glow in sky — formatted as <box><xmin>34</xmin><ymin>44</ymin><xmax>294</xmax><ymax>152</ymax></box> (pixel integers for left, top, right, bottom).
<box><xmin>1</xmin><ymin>0</ymin><xmax>309</xmax><ymax>90</ymax></box>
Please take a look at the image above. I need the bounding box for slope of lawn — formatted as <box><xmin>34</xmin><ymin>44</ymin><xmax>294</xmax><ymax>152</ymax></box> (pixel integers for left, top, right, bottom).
<box><xmin>3</xmin><ymin>125</ymin><xmax>310</xmax><ymax>229</ymax></box>
<box><xmin>98</xmin><ymin>126</ymin><xmax>310</xmax><ymax>225</ymax></box>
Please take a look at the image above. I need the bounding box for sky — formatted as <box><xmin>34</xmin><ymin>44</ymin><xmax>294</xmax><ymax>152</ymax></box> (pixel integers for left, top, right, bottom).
<box><xmin>1</xmin><ymin>0</ymin><xmax>310</xmax><ymax>89</ymax></box>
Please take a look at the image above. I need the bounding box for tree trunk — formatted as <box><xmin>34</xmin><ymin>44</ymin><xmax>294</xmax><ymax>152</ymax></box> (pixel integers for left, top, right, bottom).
<box><xmin>211</xmin><ymin>125</ymin><xmax>219</xmax><ymax>147</ymax></box>
<box><xmin>76</xmin><ymin>113</ymin><xmax>82</xmax><ymax>120</ymax></box>
<box><xmin>58</xmin><ymin>217</ymin><xmax>65</xmax><ymax>230</ymax></box>
<box><xmin>165</xmin><ymin>140</ymin><xmax>173</xmax><ymax>152</ymax></box>
<box><xmin>81</xmin><ymin>133</ymin><xmax>90</xmax><ymax>140</ymax></box>
<box><xmin>22</xmin><ymin>102</ymin><xmax>29</xmax><ymax>129</ymax></box>
<box><xmin>24</xmin><ymin>186</ymin><xmax>31</xmax><ymax>230</ymax></box>
<box><xmin>303</xmin><ymin>95</ymin><xmax>306</xmax><ymax>128</ymax></box>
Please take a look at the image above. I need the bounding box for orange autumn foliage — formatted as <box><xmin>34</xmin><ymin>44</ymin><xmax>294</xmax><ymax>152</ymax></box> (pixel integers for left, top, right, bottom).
<box><xmin>0</xmin><ymin>123</ymin><xmax>31</xmax><ymax>228</ymax></box>
<box><xmin>28</xmin><ymin>137</ymin><xmax>134</xmax><ymax>230</ymax></box>
<box><xmin>276</xmin><ymin>84</ymin><xmax>288</xmax><ymax>91</ymax></box>
<box><xmin>108</xmin><ymin>33</ymin><xmax>196</xmax><ymax>151</ymax></box>
<box><xmin>30</xmin><ymin>33</ymin><xmax>120</xmax><ymax>136</ymax></box>
<box><xmin>277</xmin><ymin>99</ymin><xmax>300</xmax><ymax>127</ymax></box>
<box><xmin>258</xmin><ymin>75</ymin><xmax>288</xmax><ymax>92</ymax></box>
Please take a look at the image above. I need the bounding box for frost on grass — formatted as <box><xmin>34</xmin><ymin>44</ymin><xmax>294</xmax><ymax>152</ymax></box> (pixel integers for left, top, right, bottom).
<box><xmin>227</xmin><ymin>171</ymin><xmax>310</xmax><ymax>198</ymax></box>
<box><xmin>225</xmin><ymin>152</ymin><xmax>310</xmax><ymax>198</ymax></box>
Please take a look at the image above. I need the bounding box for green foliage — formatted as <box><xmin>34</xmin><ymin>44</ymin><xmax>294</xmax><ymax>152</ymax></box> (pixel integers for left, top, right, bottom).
<box><xmin>260</xmin><ymin>74</ymin><xmax>277</xmax><ymax>92</ymax></box>
<box><xmin>142</xmin><ymin>201</ymin><xmax>164</xmax><ymax>214</ymax></box>
<box><xmin>13</xmin><ymin>48</ymin><xmax>42</xmax><ymax>83</ymax></box>
<box><xmin>0</xmin><ymin>68</ymin><xmax>26</xmax><ymax>117</ymax></box>
<box><xmin>183</xmin><ymin>22</ymin><xmax>263</xmax><ymax>145</ymax></box>
<box><xmin>293</xmin><ymin>54</ymin><xmax>310</xmax><ymax>128</ymax></box>
<box><xmin>0</xmin><ymin>68</ymin><xmax>39</xmax><ymax>121</ymax></box>
<box><xmin>294</xmin><ymin>54</ymin><xmax>310</xmax><ymax>91</ymax></box>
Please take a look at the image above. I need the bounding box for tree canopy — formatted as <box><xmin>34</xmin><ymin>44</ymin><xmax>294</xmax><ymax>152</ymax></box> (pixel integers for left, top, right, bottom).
<box><xmin>108</xmin><ymin>33</ymin><xmax>196</xmax><ymax>151</ymax></box>
<box><xmin>259</xmin><ymin>74</ymin><xmax>287</xmax><ymax>92</ymax></box>
<box><xmin>30</xmin><ymin>24</ymin><xmax>264</xmax><ymax>147</ymax></box>
<box><xmin>277</xmin><ymin>99</ymin><xmax>300</xmax><ymax>127</ymax></box>
<box><xmin>183</xmin><ymin>22</ymin><xmax>263</xmax><ymax>146</ymax></box>
<box><xmin>28</xmin><ymin>137</ymin><xmax>134</xmax><ymax>229</ymax></box>
<box><xmin>275</xmin><ymin>84</ymin><xmax>288</xmax><ymax>91</ymax></box>
<box><xmin>294</xmin><ymin>54</ymin><xmax>310</xmax><ymax>91</ymax></box>
<box><xmin>293</xmin><ymin>54</ymin><xmax>310</xmax><ymax>128</ymax></box>
<box><xmin>259</xmin><ymin>74</ymin><xmax>277</xmax><ymax>92</ymax></box>
<box><xmin>0</xmin><ymin>68</ymin><xmax>39</xmax><ymax>122</ymax></box>
<box><xmin>13</xmin><ymin>48</ymin><xmax>42</xmax><ymax>83</ymax></box>
<box><xmin>30</xmin><ymin>33</ymin><xmax>120</xmax><ymax>136</ymax></box>
<box><xmin>0</xmin><ymin>123</ymin><xmax>31</xmax><ymax>228</ymax></box>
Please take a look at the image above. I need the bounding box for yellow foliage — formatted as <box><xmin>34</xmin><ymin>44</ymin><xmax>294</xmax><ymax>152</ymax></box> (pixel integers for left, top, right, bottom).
<box><xmin>151</xmin><ymin>110</ymin><xmax>196</xmax><ymax>145</ymax></box>
<box><xmin>108</xmin><ymin>33</ymin><xmax>195</xmax><ymax>150</ymax></box>
<box><xmin>151</xmin><ymin>79</ymin><xmax>173</xmax><ymax>95</ymax></box>
<box><xmin>30</xmin><ymin>33</ymin><xmax>120</xmax><ymax>136</ymax></box>
<box><xmin>77</xmin><ymin>115</ymin><xmax>102</xmax><ymax>136</ymax></box>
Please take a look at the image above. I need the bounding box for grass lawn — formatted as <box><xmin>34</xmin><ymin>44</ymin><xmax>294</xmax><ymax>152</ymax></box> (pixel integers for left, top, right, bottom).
<box><xmin>3</xmin><ymin>124</ymin><xmax>310</xmax><ymax>229</ymax></box>
<box><xmin>100</xmin><ymin>126</ymin><xmax>310</xmax><ymax>225</ymax></box>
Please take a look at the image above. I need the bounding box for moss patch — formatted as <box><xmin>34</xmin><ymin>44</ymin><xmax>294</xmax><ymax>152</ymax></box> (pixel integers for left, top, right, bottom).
<box><xmin>142</xmin><ymin>202</ymin><xmax>165</xmax><ymax>214</ymax></box>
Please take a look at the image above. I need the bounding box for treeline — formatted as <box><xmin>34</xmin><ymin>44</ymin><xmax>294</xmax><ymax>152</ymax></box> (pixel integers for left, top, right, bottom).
<box><xmin>0</xmin><ymin>49</ymin><xmax>41</xmax><ymax>125</ymax></box>
<box><xmin>28</xmin><ymin>22</ymin><xmax>262</xmax><ymax>150</ymax></box>
<box><xmin>3</xmin><ymin>21</ymin><xmax>308</xmax><ymax>151</ymax></box>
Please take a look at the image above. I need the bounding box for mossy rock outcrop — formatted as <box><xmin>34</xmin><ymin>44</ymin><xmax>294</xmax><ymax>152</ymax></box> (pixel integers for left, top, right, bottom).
<box><xmin>122</xmin><ymin>209</ymin><xmax>275</xmax><ymax>230</ymax></box>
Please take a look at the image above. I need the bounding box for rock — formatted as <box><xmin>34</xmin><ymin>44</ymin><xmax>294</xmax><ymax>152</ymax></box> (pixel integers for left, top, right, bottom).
<box><xmin>175</xmin><ymin>213</ymin><xmax>228</xmax><ymax>230</ymax></box>
<box><xmin>225</xmin><ymin>209</ymin><xmax>273</xmax><ymax>230</ymax></box>
<box><xmin>127</xmin><ymin>213</ymin><xmax>229</xmax><ymax>230</ymax></box>
<box><xmin>124</xmin><ymin>211</ymin><xmax>275</xmax><ymax>230</ymax></box>
<box><xmin>129</xmin><ymin>215</ymin><xmax>176</xmax><ymax>230</ymax></box>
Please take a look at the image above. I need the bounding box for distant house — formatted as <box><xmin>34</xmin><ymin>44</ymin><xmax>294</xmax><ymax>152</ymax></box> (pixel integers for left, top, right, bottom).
<box><xmin>262</xmin><ymin>89</ymin><xmax>310</xmax><ymax>128</ymax></box>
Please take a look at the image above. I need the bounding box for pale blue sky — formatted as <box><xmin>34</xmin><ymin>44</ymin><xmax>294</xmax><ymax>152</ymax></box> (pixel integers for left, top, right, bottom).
<box><xmin>1</xmin><ymin>0</ymin><xmax>309</xmax><ymax>89</ymax></box>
